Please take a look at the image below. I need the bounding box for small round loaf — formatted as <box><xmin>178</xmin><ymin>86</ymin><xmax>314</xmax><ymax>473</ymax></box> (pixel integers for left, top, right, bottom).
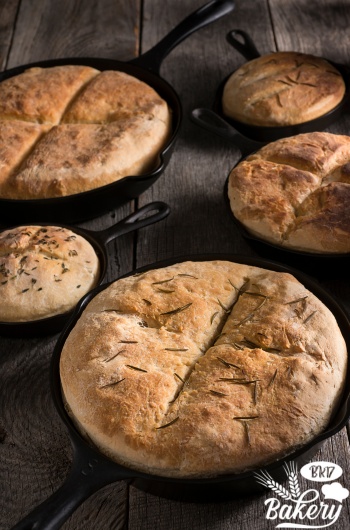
<box><xmin>222</xmin><ymin>51</ymin><xmax>346</xmax><ymax>127</ymax></box>
<box><xmin>0</xmin><ymin>66</ymin><xmax>171</xmax><ymax>199</ymax></box>
<box><xmin>0</xmin><ymin>225</ymin><xmax>100</xmax><ymax>321</ymax></box>
<box><xmin>228</xmin><ymin>131</ymin><xmax>350</xmax><ymax>253</ymax></box>
<box><xmin>59</xmin><ymin>260</ymin><xmax>347</xmax><ymax>478</ymax></box>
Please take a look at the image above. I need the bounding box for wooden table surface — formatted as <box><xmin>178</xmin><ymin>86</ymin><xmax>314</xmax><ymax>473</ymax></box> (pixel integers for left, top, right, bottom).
<box><xmin>1</xmin><ymin>0</ymin><xmax>350</xmax><ymax>528</ymax></box>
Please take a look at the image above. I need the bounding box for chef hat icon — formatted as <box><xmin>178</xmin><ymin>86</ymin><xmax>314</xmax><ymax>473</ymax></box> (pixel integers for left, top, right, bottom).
<box><xmin>322</xmin><ymin>482</ymin><xmax>349</xmax><ymax>502</ymax></box>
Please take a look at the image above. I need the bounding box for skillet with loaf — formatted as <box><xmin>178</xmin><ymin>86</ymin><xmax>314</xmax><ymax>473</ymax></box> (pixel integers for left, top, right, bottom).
<box><xmin>0</xmin><ymin>1</ymin><xmax>236</xmax><ymax>224</ymax></box>
<box><xmin>0</xmin><ymin>202</ymin><xmax>170</xmax><ymax>334</ymax></box>
<box><xmin>192</xmin><ymin>29</ymin><xmax>350</xmax><ymax>143</ymax></box>
<box><xmin>222</xmin><ymin>51</ymin><xmax>346</xmax><ymax>128</ymax></box>
<box><xmin>0</xmin><ymin>65</ymin><xmax>171</xmax><ymax>199</ymax></box>
<box><xmin>227</xmin><ymin>131</ymin><xmax>350</xmax><ymax>254</ymax></box>
<box><xmin>60</xmin><ymin>259</ymin><xmax>347</xmax><ymax>478</ymax></box>
<box><xmin>0</xmin><ymin>225</ymin><xmax>100</xmax><ymax>322</ymax></box>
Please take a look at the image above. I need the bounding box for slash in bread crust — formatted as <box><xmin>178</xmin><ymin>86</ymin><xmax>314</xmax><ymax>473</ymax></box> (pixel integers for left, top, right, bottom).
<box><xmin>0</xmin><ymin>65</ymin><xmax>171</xmax><ymax>199</ymax></box>
<box><xmin>222</xmin><ymin>51</ymin><xmax>345</xmax><ymax>127</ymax></box>
<box><xmin>228</xmin><ymin>131</ymin><xmax>350</xmax><ymax>253</ymax></box>
<box><xmin>59</xmin><ymin>260</ymin><xmax>347</xmax><ymax>477</ymax></box>
<box><xmin>0</xmin><ymin>65</ymin><xmax>99</xmax><ymax>125</ymax></box>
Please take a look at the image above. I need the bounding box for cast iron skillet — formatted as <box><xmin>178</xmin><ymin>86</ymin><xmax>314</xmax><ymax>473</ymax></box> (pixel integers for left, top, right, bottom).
<box><xmin>11</xmin><ymin>254</ymin><xmax>350</xmax><ymax>530</ymax></box>
<box><xmin>0</xmin><ymin>0</ymin><xmax>235</xmax><ymax>226</ymax></box>
<box><xmin>0</xmin><ymin>201</ymin><xmax>170</xmax><ymax>338</ymax></box>
<box><xmin>194</xmin><ymin>28</ymin><xmax>350</xmax><ymax>143</ymax></box>
<box><xmin>191</xmin><ymin>108</ymin><xmax>350</xmax><ymax>277</ymax></box>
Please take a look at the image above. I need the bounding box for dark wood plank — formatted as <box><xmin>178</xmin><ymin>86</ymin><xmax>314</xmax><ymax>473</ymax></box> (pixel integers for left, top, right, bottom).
<box><xmin>269</xmin><ymin>0</ymin><xmax>350</xmax><ymax>61</ymax></box>
<box><xmin>132</xmin><ymin>0</ymin><xmax>350</xmax><ymax>528</ymax></box>
<box><xmin>7</xmin><ymin>0</ymin><xmax>139</xmax><ymax>66</ymax></box>
<box><xmin>136</xmin><ymin>0</ymin><xmax>275</xmax><ymax>267</ymax></box>
<box><xmin>0</xmin><ymin>336</ymin><xmax>126</xmax><ymax>530</ymax></box>
<box><xmin>1</xmin><ymin>0</ymin><xmax>350</xmax><ymax>529</ymax></box>
<box><xmin>0</xmin><ymin>0</ymin><xmax>140</xmax><ymax>528</ymax></box>
<box><xmin>0</xmin><ymin>0</ymin><xmax>20</xmax><ymax>70</ymax></box>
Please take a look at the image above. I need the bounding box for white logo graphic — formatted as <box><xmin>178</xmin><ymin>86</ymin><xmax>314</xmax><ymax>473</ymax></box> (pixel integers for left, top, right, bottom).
<box><xmin>255</xmin><ymin>461</ymin><xmax>349</xmax><ymax>528</ymax></box>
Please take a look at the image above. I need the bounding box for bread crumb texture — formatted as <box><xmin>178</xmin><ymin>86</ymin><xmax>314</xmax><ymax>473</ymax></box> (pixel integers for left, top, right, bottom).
<box><xmin>60</xmin><ymin>260</ymin><xmax>347</xmax><ymax>477</ymax></box>
<box><xmin>0</xmin><ymin>66</ymin><xmax>171</xmax><ymax>198</ymax></box>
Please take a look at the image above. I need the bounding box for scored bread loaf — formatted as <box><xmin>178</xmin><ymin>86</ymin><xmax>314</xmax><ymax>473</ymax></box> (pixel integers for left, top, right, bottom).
<box><xmin>228</xmin><ymin>131</ymin><xmax>350</xmax><ymax>253</ymax></box>
<box><xmin>0</xmin><ymin>66</ymin><xmax>171</xmax><ymax>199</ymax></box>
<box><xmin>222</xmin><ymin>51</ymin><xmax>346</xmax><ymax>127</ymax></box>
<box><xmin>0</xmin><ymin>225</ymin><xmax>99</xmax><ymax>321</ymax></box>
<box><xmin>59</xmin><ymin>260</ymin><xmax>347</xmax><ymax>478</ymax></box>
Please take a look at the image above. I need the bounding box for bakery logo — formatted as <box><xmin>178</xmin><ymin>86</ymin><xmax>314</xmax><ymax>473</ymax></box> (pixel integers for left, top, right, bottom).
<box><xmin>255</xmin><ymin>461</ymin><xmax>349</xmax><ymax>528</ymax></box>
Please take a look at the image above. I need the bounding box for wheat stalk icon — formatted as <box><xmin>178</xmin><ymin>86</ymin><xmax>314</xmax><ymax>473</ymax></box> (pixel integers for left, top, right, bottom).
<box><xmin>284</xmin><ymin>461</ymin><xmax>301</xmax><ymax>499</ymax></box>
<box><xmin>254</xmin><ymin>462</ymin><xmax>301</xmax><ymax>501</ymax></box>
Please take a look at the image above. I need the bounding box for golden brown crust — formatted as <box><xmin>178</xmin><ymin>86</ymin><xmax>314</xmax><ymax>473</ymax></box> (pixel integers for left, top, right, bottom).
<box><xmin>228</xmin><ymin>132</ymin><xmax>350</xmax><ymax>253</ymax></box>
<box><xmin>0</xmin><ymin>225</ymin><xmax>100</xmax><ymax>321</ymax></box>
<box><xmin>62</xmin><ymin>70</ymin><xmax>169</xmax><ymax>124</ymax></box>
<box><xmin>6</xmin><ymin>117</ymin><xmax>169</xmax><ymax>199</ymax></box>
<box><xmin>0</xmin><ymin>121</ymin><xmax>51</xmax><ymax>195</ymax></box>
<box><xmin>59</xmin><ymin>260</ymin><xmax>347</xmax><ymax>477</ymax></box>
<box><xmin>222</xmin><ymin>52</ymin><xmax>346</xmax><ymax>127</ymax></box>
<box><xmin>0</xmin><ymin>66</ymin><xmax>171</xmax><ymax>199</ymax></box>
<box><xmin>0</xmin><ymin>66</ymin><xmax>99</xmax><ymax>124</ymax></box>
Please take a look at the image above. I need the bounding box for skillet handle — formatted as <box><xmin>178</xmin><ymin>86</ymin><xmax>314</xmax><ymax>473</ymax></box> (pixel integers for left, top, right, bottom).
<box><xmin>130</xmin><ymin>0</ymin><xmax>235</xmax><ymax>73</ymax></box>
<box><xmin>97</xmin><ymin>201</ymin><xmax>170</xmax><ymax>246</ymax></box>
<box><xmin>10</xmin><ymin>437</ymin><xmax>132</xmax><ymax>530</ymax></box>
<box><xmin>226</xmin><ymin>29</ymin><xmax>260</xmax><ymax>60</ymax></box>
<box><xmin>190</xmin><ymin>107</ymin><xmax>263</xmax><ymax>156</ymax></box>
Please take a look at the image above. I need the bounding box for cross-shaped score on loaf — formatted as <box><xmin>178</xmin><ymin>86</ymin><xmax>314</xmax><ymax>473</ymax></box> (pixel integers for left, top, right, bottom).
<box><xmin>0</xmin><ymin>66</ymin><xmax>171</xmax><ymax>199</ymax></box>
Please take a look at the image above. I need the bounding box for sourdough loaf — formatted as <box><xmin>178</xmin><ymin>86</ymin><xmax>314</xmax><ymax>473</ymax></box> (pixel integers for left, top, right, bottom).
<box><xmin>222</xmin><ymin>51</ymin><xmax>345</xmax><ymax>127</ymax></box>
<box><xmin>59</xmin><ymin>260</ymin><xmax>347</xmax><ymax>477</ymax></box>
<box><xmin>228</xmin><ymin>131</ymin><xmax>350</xmax><ymax>253</ymax></box>
<box><xmin>0</xmin><ymin>225</ymin><xmax>99</xmax><ymax>321</ymax></box>
<box><xmin>0</xmin><ymin>66</ymin><xmax>171</xmax><ymax>199</ymax></box>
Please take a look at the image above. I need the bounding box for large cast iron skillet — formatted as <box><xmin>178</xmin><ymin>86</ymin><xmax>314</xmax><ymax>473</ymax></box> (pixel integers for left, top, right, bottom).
<box><xmin>191</xmin><ymin>108</ymin><xmax>350</xmax><ymax>277</ymax></box>
<box><xmin>194</xmin><ymin>28</ymin><xmax>350</xmax><ymax>143</ymax></box>
<box><xmin>11</xmin><ymin>254</ymin><xmax>350</xmax><ymax>530</ymax></box>
<box><xmin>0</xmin><ymin>0</ymin><xmax>235</xmax><ymax>226</ymax></box>
<box><xmin>0</xmin><ymin>202</ymin><xmax>170</xmax><ymax>338</ymax></box>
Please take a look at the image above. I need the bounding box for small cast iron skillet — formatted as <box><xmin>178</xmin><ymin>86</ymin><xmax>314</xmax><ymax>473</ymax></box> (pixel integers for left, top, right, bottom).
<box><xmin>10</xmin><ymin>254</ymin><xmax>350</xmax><ymax>530</ymax></box>
<box><xmin>0</xmin><ymin>0</ymin><xmax>235</xmax><ymax>226</ymax></box>
<box><xmin>195</xmin><ymin>28</ymin><xmax>350</xmax><ymax>143</ymax></box>
<box><xmin>0</xmin><ymin>201</ymin><xmax>170</xmax><ymax>338</ymax></box>
<box><xmin>191</xmin><ymin>108</ymin><xmax>350</xmax><ymax>277</ymax></box>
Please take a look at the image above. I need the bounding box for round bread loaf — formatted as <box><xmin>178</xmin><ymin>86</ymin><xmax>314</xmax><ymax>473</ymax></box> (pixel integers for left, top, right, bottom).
<box><xmin>59</xmin><ymin>260</ymin><xmax>347</xmax><ymax>478</ymax></box>
<box><xmin>222</xmin><ymin>51</ymin><xmax>346</xmax><ymax>127</ymax></box>
<box><xmin>0</xmin><ymin>225</ymin><xmax>100</xmax><ymax>321</ymax></box>
<box><xmin>228</xmin><ymin>131</ymin><xmax>350</xmax><ymax>254</ymax></box>
<box><xmin>0</xmin><ymin>66</ymin><xmax>171</xmax><ymax>199</ymax></box>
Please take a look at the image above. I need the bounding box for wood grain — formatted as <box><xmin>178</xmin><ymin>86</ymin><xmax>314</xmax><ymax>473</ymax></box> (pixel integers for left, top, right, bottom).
<box><xmin>0</xmin><ymin>0</ymin><xmax>20</xmax><ymax>70</ymax></box>
<box><xmin>134</xmin><ymin>0</ymin><xmax>350</xmax><ymax>528</ymax></box>
<box><xmin>1</xmin><ymin>0</ymin><xmax>350</xmax><ymax>529</ymax></box>
<box><xmin>0</xmin><ymin>0</ymin><xmax>139</xmax><ymax>529</ymax></box>
<box><xmin>7</xmin><ymin>0</ymin><xmax>140</xmax><ymax>65</ymax></box>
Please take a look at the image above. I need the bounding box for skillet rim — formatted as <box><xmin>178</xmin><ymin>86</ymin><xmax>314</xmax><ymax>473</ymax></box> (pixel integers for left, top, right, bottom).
<box><xmin>223</xmin><ymin>173</ymin><xmax>350</xmax><ymax>262</ymax></box>
<box><xmin>0</xmin><ymin>200</ymin><xmax>172</xmax><ymax>336</ymax></box>
<box><xmin>0</xmin><ymin>220</ymin><xmax>108</xmax><ymax>337</ymax></box>
<box><xmin>51</xmin><ymin>252</ymin><xmax>350</xmax><ymax>485</ymax></box>
<box><xmin>214</xmin><ymin>49</ymin><xmax>350</xmax><ymax>141</ymax></box>
<box><xmin>0</xmin><ymin>56</ymin><xmax>182</xmax><ymax>222</ymax></box>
